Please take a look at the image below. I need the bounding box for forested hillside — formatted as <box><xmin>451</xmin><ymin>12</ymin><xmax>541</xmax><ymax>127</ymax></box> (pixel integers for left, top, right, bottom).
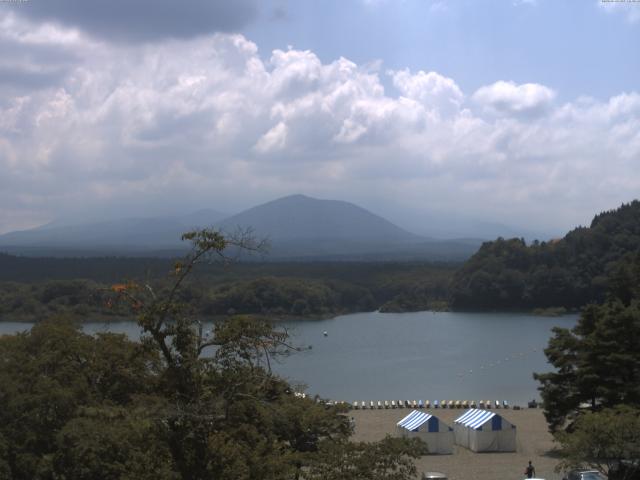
<box><xmin>450</xmin><ymin>201</ymin><xmax>640</xmax><ymax>310</ymax></box>
<box><xmin>0</xmin><ymin>258</ymin><xmax>455</xmax><ymax>321</ymax></box>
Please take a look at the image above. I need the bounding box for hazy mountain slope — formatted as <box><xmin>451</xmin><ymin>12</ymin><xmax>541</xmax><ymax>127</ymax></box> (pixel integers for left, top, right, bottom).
<box><xmin>217</xmin><ymin>194</ymin><xmax>421</xmax><ymax>243</ymax></box>
<box><xmin>0</xmin><ymin>195</ymin><xmax>480</xmax><ymax>260</ymax></box>
<box><xmin>213</xmin><ymin>194</ymin><xmax>469</xmax><ymax>259</ymax></box>
<box><xmin>0</xmin><ymin>209</ymin><xmax>226</xmax><ymax>250</ymax></box>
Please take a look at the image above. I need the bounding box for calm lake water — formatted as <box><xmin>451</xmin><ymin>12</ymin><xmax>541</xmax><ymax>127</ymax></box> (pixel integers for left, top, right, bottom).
<box><xmin>0</xmin><ymin>311</ymin><xmax>576</xmax><ymax>405</ymax></box>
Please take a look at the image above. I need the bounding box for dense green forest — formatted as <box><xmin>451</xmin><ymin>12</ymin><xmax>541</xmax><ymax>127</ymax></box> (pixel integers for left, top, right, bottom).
<box><xmin>450</xmin><ymin>201</ymin><xmax>640</xmax><ymax>310</ymax></box>
<box><xmin>0</xmin><ymin>256</ymin><xmax>454</xmax><ymax>321</ymax></box>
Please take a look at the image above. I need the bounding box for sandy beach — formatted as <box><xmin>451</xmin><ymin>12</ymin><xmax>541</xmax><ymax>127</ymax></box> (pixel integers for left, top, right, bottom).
<box><xmin>350</xmin><ymin>407</ymin><xmax>562</xmax><ymax>480</ymax></box>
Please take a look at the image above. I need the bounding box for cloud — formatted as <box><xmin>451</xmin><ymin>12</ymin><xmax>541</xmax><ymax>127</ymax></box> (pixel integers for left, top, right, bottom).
<box><xmin>7</xmin><ymin>0</ymin><xmax>258</xmax><ymax>42</ymax></box>
<box><xmin>472</xmin><ymin>80</ymin><xmax>556</xmax><ymax>117</ymax></box>
<box><xmin>0</xmin><ymin>13</ymin><xmax>639</xmax><ymax>235</ymax></box>
<box><xmin>254</xmin><ymin>121</ymin><xmax>288</xmax><ymax>153</ymax></box>
<box><xmin>391</xmin><ymin>69</ymin><xmax>464</xmax><ymax>117</ymax></box>
<box><xmin>428</xmin><ymin>1</ymin><xmax>450</xmax><ymax>13</ymax></box>
<box><xmin>598</xmin><ymin>0</ymin><xmax>640</xmax><ymax>24</ymax></box>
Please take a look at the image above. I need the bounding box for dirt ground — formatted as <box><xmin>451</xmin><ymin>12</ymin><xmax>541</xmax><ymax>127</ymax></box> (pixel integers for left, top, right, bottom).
<box><xmin>350</xmin><ymin>407</ymin><xmax>562</xmax><ymax>480</ymax></box>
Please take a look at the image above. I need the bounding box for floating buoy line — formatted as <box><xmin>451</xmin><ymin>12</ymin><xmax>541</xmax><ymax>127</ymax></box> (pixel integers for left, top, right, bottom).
<box><xmin>456</xmin><ymin>346</ymin><xmax>543</xmax><ymax>380</ymax></box>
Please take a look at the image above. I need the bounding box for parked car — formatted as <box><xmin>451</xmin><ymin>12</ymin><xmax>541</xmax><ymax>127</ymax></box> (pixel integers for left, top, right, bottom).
<box><xmin>563</xmin><ymin>470</ymin><xmax>605</xmax><ymax>480</ymax></box>
<box><xmin>421</xmin><ymin>472</ymin><xmax>447</xmax><ymax>480</ymax></box>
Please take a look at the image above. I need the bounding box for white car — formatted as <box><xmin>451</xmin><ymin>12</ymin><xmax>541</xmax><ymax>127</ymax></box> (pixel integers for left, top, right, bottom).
<box><xmin>563</xmin><ymin>470</ymin><xmax>606</xmax><ymax>480</ymax></box>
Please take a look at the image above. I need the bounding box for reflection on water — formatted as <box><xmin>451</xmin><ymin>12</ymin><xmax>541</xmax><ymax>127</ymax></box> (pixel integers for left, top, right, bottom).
<box><xmin>0</xmin><ymin>311</ymin><xmax>576</xmax><ymax>405</ymax></box>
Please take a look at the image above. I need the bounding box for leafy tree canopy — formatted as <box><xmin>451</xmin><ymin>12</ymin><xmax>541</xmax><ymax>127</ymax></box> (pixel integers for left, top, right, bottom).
<box><xmin>0</xmin><ymin>228</ymin><xmax>425</xmax><ymax>480</ymax></box>
<box><xmin>535</xmin><ymin>253</ymin><xmax>640</xmax><ymax>431</ymax></box>
<box><xmin>555</xmin><ymin>406</ymin><xmax>640</xmax><ymax>480</ymax></box>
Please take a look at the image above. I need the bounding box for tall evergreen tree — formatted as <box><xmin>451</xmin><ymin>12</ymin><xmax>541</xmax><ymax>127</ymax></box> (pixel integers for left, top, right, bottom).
<box><xmin>535</xmin><ymin>254</ymin><xmax>640</xmax><ymax>432</ymax></box>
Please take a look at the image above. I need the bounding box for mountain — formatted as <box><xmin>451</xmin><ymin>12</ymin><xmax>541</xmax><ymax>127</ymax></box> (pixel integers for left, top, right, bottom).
<box><xmin>218</xmin><ymin>194</ymin><xmax>419</xmax><ymax>242</ymax></box>
<box><xmin>218</xmin><ymin>195</ymin><xmax>481</xmax><ymax>261</ymax></box>
<box><xmin>0</xmin><ymin>209</ymin><xmax>226</xmax><ymax>256</ymax></box>
<box><xmin>0</xmin><ymin>195</ymin><xmax>481</xmax><ymax>260</ymax></box>
<box><xmin>216</xmin><ymin>194</ymin><xmax>480</xmax><ymax>260</ymax></box>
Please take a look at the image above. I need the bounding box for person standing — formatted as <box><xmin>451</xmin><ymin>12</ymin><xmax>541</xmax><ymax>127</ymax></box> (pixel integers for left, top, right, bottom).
<box><xmin>525</xmin><ymin>460</ymin><xmax>536</xmax><ymax>478</ymax></box>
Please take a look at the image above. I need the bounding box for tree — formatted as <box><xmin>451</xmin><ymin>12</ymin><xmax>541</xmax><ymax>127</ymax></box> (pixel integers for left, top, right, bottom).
<box><xmin>52</xmin><ymin>406</ymin><xmax>177</xmax><ymax>480</ymax></box>
<box><xmin>305</xmin><ymin>436</ymin><xmax>427</xmax><ymax>480</ymax></box>
<box><xmin>535</xmin><ymin>253</ymin><xmax>640</xmax><ymax>432</ymax></box>
<box><xmin>555</xmin><ymin>406</ymin><xmax>640</xmax><ymax>480</ymax></box>
<box><xmin>0</xmin><ymin>317</ymin><xmax>160</xmax><ymax>480</ymax></box>
<box><xmin>534</xmin><ymin>299</ymin><xmax>640</xmax><ymax>431</ymax></box>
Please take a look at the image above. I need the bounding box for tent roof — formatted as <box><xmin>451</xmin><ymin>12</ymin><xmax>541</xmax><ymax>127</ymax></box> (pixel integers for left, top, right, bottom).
<box><xmin>454</xmin><ymin>409</ymin><xmax>499</xmax><ymax>430</ymax></box>
<box><xmin>397</xmin><ymin>410</ymin><xmax>433</xmax><ymax>431</ymax></box>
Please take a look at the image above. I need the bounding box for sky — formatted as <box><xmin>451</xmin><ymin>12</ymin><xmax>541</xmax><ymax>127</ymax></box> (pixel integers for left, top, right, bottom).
<box><xmin>0</xmin><ymin>0</ymin><xmax>639</xmax><ymax>237</ymax></box>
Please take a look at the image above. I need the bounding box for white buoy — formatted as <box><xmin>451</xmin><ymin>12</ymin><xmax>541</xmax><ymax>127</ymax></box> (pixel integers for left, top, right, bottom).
<box><xmin>323</xmin><ymin>331</ymin><xmax>328</xmax><ymax>337</ymax></box>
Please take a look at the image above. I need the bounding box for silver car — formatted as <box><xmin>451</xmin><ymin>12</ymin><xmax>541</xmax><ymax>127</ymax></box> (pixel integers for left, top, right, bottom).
<box><xmin>563</xmin><ymin>470</ymin><xmax>606</xmax><ymax>480</ymax></box>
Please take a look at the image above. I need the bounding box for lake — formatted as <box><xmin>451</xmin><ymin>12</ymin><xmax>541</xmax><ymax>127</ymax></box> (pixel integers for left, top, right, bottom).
<box><xmin>0</xmin><ymin>311</ymin><xmax>576</xmax><ymax>405</ymax></box>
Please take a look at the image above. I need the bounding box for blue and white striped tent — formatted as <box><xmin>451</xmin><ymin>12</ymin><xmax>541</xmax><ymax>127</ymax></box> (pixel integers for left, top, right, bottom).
<box><xmin>396</xmin><ymin>410</ymin><xmax>453</xmax><ymax>454</ymax></box>
<box><xmin>453</xmin><ymin>409</ymin><xmax>516</xmax><ymax>452</ymax></box>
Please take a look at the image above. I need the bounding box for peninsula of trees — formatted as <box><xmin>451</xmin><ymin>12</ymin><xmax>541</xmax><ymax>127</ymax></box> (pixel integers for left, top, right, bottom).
<box><xmin>450</xmin><ymin>201</ymin><xmax>640</xmax><ymax>310</ymax></box>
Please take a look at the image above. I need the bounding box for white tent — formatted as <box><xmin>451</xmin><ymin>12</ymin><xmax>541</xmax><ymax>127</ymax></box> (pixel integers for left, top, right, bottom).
<box><xmin>453</xmin><ymin>409</ymin><xmax>516</xmax><ymax>452</ymax></box>
<box><xmin>396</xmin><ymin>410</ymin><xmax>454</xmax><ymax>454</ymax></box>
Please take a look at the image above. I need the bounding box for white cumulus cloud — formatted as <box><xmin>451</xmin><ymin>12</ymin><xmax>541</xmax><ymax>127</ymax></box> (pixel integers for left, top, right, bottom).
<box><xmin>0</xmin><ymin>11</ymin><xmax>639</xmax><ymax>235</ymax></box>
<box><xmin>472</xmin><ymin>80</ymin><xmax>556</xmax><ymax>116</ymax></box>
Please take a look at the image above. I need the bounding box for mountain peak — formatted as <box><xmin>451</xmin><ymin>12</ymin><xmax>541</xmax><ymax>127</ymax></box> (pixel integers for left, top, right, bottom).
<box><xmin>0</xmin><ymin>195</ymin><xmax>484</xmax><ymax>260</ymax></box>
<box><xmin>218</xmin><ymin>195</ymin><xmax>419</xmax><ymax>243</ymax></box>
<box><xmin>278</xmin><ymin>194</ymin><xmax>313</xmax><ymax>201</ymax></box>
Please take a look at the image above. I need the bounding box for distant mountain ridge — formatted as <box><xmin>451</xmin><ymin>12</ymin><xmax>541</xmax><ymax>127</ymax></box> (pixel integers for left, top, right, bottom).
<box><xmin>0</xmin><ymin>195</ymin><xmax>481</xmax><ymax>260</ymax></box>
<box><xmin>218</xmin><ymin>194</ymin><xmax>421</xmax><ymax>242</ymax></box>
<box><xmin>0</xmin><ymin>209</ymin><xmax>226</xmax><ymax>250</ymax></box>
